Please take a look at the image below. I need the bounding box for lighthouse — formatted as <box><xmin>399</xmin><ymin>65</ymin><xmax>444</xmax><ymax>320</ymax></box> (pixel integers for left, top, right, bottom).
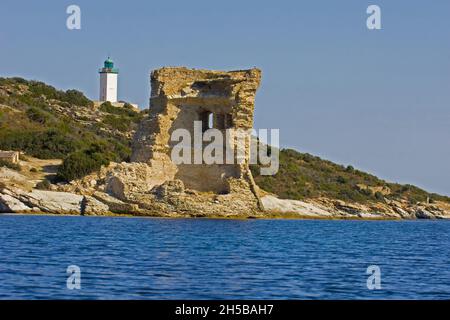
<box><xmin>99</xmin><ymin>57</ymin><xmax>118</xmax><ymax>102</ymax></box>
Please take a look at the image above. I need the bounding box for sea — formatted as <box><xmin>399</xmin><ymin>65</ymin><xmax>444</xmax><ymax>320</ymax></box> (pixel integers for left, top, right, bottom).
<box><xmin>0</xmin><ymin>215</ymin><xmax>449</xmax><ymax>299</ymax></box>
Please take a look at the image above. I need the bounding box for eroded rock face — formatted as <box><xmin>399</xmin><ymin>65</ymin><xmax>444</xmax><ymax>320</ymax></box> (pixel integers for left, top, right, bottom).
<box><xmin>0</xmin><ymin>186</ymin><xmax>136</xmax><ymax>216</ymax></box>
<box><xmin>81</xmin><ymin>196</ymin><xmax>110</xmax><ymax>216</ymax></box>
<box><xmin>261</xmin><ymin>195</ymin><xmax>334</xmax><ymax>218</ymax></box>
<box><xmin>103</xmin><ymin>162</ymin><xmax>162</xmax><ymax>201</ymax></box>
<box><xmin>92</xmin><ymin>191</ymin><xmax>140</xmax><ymax>214</ymax></box>
<box><xmin>0</xmin><ymin>188</ymin><xmax>83</xmax><ymax>214</ymax></box>
<box><xmin>0</xmin><ymin>193</ymin><xmax>35</xmax><ymax>213</ymax></box>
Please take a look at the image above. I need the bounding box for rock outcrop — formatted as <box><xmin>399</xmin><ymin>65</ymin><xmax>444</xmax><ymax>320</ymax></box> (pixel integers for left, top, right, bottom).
<box><xmin>2</xmin><ymin>181</ymin><xmax>449</xmax><ymax>219</ymax></box>
<box><xmin>0</xmin><ymin>187</ymin><xmax>83</xmax><ymax>214</ymax></box>
<box><xmin>0</xmin><ymin>185</ymin><xmax>133</xmax><ymax>216</ymax></box>
<box><xmin>0</xmin><ymin>193</ymin><xmax>35</xmax><ymax>213</ymax></box>
<box><xmin>260</xmin><ymin>195</ymin><xmax>450</xmax><ymax>220</ymax></box>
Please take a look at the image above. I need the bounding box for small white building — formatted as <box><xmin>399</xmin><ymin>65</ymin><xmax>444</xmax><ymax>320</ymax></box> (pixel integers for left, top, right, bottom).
<box><xmin>99</xmin><ymin>57</ymin><xmax>118</xmax><ymax>102</ymax></box>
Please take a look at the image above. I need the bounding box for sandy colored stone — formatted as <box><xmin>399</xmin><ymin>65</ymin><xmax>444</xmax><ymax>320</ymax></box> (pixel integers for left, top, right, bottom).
<box><xmin>3</xmin><ymin>188</ymin><xmax>83</xmax><ymax>214</ymax></box>
<box><xmin>82</xmin><ymin>196</ymin><xmax>110</xmax><ymax>216</ymax></box>
<box><xmin>92</xmin><ymin>191</ymin><xmax>140</xmax><ymax>214</ymax></box>
<box><xmin>0</xmin><ymin>193</ymin><xmax>33</xmax><ymax>212</ymax></box>
<box><xmin>261</xmin><ymin>195</ymin><xmax>334</xmax><ymax>217</ymax></box>
<box><xmin>131</xmin><ymin>67</ymin><xmax>261</xmax><ymax>195</ymax></box>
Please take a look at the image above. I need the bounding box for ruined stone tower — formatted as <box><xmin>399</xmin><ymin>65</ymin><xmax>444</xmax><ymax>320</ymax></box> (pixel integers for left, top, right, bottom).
<box><xmin>132</xmin><ymin>67</ymin><xmax>261</xmax><ymax>191</ymax></box>
<box><xmin>104</xmin><ymin>67</ymin><xmax>263</xmax><ymax>216</ymax></box>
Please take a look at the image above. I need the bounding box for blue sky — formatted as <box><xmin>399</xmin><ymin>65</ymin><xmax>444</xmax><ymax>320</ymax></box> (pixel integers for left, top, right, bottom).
<box><xmin>0</xmin><ymin>0</ymin><xmax>449</xmax><ymax>195</ymax></box>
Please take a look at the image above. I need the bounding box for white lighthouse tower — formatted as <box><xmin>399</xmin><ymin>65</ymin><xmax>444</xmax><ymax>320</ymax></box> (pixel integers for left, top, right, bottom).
<box><xmin>99</xmin><ymin>57</ymin><xmax>118</xmax><ymax>102</ymax></box>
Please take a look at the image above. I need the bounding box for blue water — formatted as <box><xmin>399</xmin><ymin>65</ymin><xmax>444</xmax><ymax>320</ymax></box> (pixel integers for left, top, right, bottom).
<box><xmin>0</xmin><ymin>215</ymin><xmax>449</xmax><ymax>300</ymax></box>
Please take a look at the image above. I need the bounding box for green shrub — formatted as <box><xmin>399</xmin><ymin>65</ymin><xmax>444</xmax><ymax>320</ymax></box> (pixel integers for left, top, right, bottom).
<box><xmin>100</xmin><ymin>101</ymin><xmax>141</xmax><ymax>120</ymax></box>
<box><xmin>57</xmin><ymin>144</ymin><xmax>113</xmax><ymax>181</ymax></box>
<box><xmin>336</xmin><ymin>176</ymin><xmax>347</xmax><ymax>184</ymax></box>
<box><xmin>375</xmin><ymin>191</ymin><xmax>385</xmax><ymax>201</ymax></box>
<box><xmin>107</xmin><ymin>138</ymin><xmax>131</xmax><ymax>161</ymax></box>
<box><xmin>62</xmin><ymin>89</ymin><xmax>92</xmax><ymax>107</ymax></box>
<box><xmin>0</xmin><ymin>77</ymin><xmax>28</xmax><ymax>86</ymax></box>
<box><xmin>99</xmin><ymin>101</ymin><xmax>113</xmax><ymax>109</ymax></box>
<box><xmin>27</xmin><ymin>81</ymin><xmax>61</xmax><ymax>99</ymax></box>
<box><xmin>26</xmin><ymin>107</ymin><xmax>50</xmax><ymax>124</ymax></box>
<box><xmin>0</xmin><ymin>128</ymin><xmax>82</xmax><ymax>159</ymax></box>
<box><xmin>57</xmin><ymin>152</ymin><xmax>101</xmax><ymax>181</ymax></box>
<box><xmin>35</xmin><ymin>179</ymin><xmax>51</xmax><ymax>190</ymax></box>
<box><xmin>358</xmin><ymin>187</ymin><xmax>373</xmax><ymax>197</ymax></box>
<box><xmin>24</xmin><ymin>81</ymin><xmax>92</xmax><ymax>107</ymax></box>
<box><xmin>103</xmin><ymin>114</ymin><xmax>131</xmax><ymax>132</ymax></box>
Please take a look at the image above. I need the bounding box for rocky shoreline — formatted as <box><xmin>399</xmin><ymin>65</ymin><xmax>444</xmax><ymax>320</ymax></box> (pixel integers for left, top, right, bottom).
<box><xmin>1</xmin><ymin>165</ymin><xmax>449</xmax><ymax>220</ymax></box>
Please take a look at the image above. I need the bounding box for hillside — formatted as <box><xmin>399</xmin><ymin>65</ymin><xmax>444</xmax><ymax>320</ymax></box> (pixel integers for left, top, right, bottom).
<box><xmin>1</xmin><ymin>76</ymin><xmax>449</xmax><ymax>217</ymax></box>
<box><xmin>0</xmin><ymin>77</ymin><xmax>145</xmax><ymax>181</ymax></box>
<box><xmin>251</xmin><ymin>149</ymin><xmax>450</xmax><ymax>205</ymax></box>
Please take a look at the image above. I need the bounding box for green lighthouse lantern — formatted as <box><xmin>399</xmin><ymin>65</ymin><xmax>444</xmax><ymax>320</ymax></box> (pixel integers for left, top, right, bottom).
<box><xmin>99</xmin><ymin>57</ymin><xmax>119</xmax><ymax>74</ymax></box>
<box><xmin>104</xmin><ymin>57</ymin><xmax>114</xmax><ymax>69</ymax></box>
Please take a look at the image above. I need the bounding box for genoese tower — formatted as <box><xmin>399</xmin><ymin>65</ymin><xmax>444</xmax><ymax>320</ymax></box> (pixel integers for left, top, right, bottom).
<box><xmin>99</xmin><ymin>57</ymin><xmax>118</xmax><ymax>102</ymax></box>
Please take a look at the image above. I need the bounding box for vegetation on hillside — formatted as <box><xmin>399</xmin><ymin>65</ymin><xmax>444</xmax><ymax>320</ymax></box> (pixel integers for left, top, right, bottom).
<box><xmin>251</xmin><ymin>148</ymin><xmax>450</xmax><ymax>205</ymax></box>
<box><xmin>56</xmin><ymin>143</ymin><xmax>112</xmax><ymax>181</ymax></box>
<box><xmin>0</xmin><ymin>77</ymin><xmax>142</xmax><ymax>181</ymax></box>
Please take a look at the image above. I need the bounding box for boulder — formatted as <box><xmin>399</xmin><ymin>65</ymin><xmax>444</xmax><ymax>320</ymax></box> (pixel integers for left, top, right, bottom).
<box><xmin>0</xmin><ymin>193</ymin><xmax>33</xmax><ymax>212</ymax></box>
<box><xmin>153</xmin><ymin>180</ymin><xmax>185</xmax><ymax>199</ymax></box>
<box><xmin>4</xmin><ymin>188</ymin><xmax>83</xmax><ymax>214</ymax></box>
<box><xmin>261</xmin><ymin>195</ymin><xmax>333</xmax><ymax>217</ymax></box>
<box><xmin>81</xmin><ymin>196</ymin><xmax>110</xmax><ymax>216</ymax></box>
<box><xmin>415</xmin><ymin>209</ymin><xmax>435</xmax><ymax>219</ymax></box>
<box><xmin>92</xmin><ymin>191</ymin><xmax>139</xmax><ymax>214</ymax></box>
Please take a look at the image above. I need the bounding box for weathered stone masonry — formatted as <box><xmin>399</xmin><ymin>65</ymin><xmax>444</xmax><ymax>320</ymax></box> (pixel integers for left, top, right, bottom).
<box><xmin>132</xmin><ymin>67</ymin><xmax>261</xmax><ymax>192</ymax></box>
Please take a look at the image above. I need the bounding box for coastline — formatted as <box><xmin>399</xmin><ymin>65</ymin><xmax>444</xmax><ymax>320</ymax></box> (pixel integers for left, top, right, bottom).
<box><xmin>0</xmin><ymin>211</ymin><xmax>434</xmax><ymax>221</ymax></box>
<box><xmin>2</xmin><ymin>179</ymin><xmax>449</xmax><ymax>220</ymax></box>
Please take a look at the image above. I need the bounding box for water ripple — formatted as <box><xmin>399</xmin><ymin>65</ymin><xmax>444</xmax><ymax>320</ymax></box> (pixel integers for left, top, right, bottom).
<box><xmin>0</xmin><ymin>215</ymin><xmax>449</xmax><ymax>299</ymax></box>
